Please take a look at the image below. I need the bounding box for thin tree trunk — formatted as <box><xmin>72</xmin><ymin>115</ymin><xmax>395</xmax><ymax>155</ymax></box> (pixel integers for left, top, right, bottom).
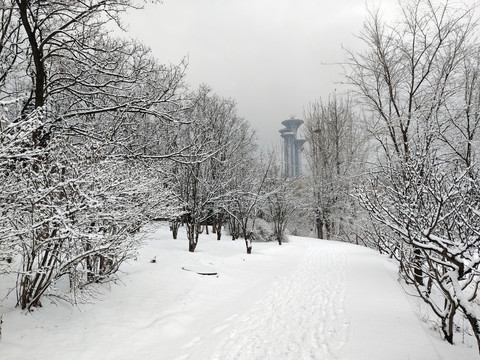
<box><xmin>246</xmin><ymin>238</ymin><xmax>252</xmax><ymax>254</ymax></box>
<box><xmin>186</xmin><ymin>223</ymin><xmax>197</xmax><ymax>252</ymax></box>
<box><xmin>413</xmin><ymin>248</ymin><xmax>423</xmax><ymax>285</ymax></box>
<box><xmin>170</xmin><ymin>220</ymin><xmax>180</xmax><ymax>240</ymax></box>
<box><xmin>316</xmin><ymin>217</ymin><xmax>323</xmax><ymax>239</ymax></box>
<box><xmin>212</xmin><ymin>218</ymin><xmax>217</xmax><ymax>234</ymax></box>
<box><xmin>465</xmin><ymin>313</ymin><xmax>480</xmax><ymax>354</ymax></box>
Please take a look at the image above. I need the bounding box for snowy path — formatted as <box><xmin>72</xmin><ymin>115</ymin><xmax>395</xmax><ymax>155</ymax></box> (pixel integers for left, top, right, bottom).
<box><xmin>0</xmin><ymin>226</ymin><xmax>477</xmax><ymax>360</ymax></box>
<box><xmin>210</xmin><ymin>242</ymin><xmax>348</xmax><ymax>360</ymax></box>
<box><xmin>341</xmin><ymin>244</ymin><xmax>441</xmax><ymax>360</ymax></box>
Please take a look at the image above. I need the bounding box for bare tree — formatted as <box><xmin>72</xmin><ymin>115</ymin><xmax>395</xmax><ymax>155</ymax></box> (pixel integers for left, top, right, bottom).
<box><xmin>224</xmin><ymin>153</ymin><xmax>270</xmax><ymax>254</ymax></box>
<box><xmin>347</xmin><ymin>0</ymin><xmax>480</xmax><ymax>349</ymax></box>
<box><xmin>0</xmin><ymin>0</ymin><xmax>190</xmax><ymax>310</ymax></box>
<box><xmin>262</xmin><ymin>155</ymin><xmax>297</xmax><ymax>245</ymax></box>
<box><xmin>304</xmin><ymin>93</ymin><xmax>366</xmax><ymax>240</ymax></box>
<box><xmin>171</xmin><ymin>86</ymin><xmax>255</xmax><ymax>252</ymax></box>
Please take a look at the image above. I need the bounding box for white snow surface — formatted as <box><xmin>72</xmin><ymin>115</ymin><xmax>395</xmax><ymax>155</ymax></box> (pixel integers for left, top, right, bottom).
<box><xmin>0</xmin><ymin>223</ymin><xmax>478</xmax><ymax>360</ymax></box>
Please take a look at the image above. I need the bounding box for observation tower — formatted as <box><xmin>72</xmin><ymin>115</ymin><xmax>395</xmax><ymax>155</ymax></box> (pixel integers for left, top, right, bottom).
<box><xmin>279</xmin><ymin>116</ymin><xmax>307</xmax><ymax>177</ymax></box>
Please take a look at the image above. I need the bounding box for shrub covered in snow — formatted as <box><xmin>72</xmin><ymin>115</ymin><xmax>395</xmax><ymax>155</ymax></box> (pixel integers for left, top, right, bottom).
<box><xmin>251</xmin><ymin>219</ymin><xmax>276</xmax><ymax>242</ymax></box>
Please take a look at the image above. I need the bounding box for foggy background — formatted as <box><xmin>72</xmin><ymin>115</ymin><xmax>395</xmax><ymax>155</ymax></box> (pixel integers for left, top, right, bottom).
<box><xmin>123</xmin><ymin>0</ymin><xmax>397</xmax><ymax>147</ymax></box>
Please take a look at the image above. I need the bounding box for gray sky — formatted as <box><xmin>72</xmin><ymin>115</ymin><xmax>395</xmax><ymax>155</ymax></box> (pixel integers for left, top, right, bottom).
<box><xmin>123</xmin><ymin>0</ymin><xmax>395</xmax><ymax>147</ymax></box>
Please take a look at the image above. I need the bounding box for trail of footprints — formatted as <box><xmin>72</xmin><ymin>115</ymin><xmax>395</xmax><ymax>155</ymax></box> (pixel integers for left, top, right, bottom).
<box><xmin>211</xmin><ymin>243</ymin><xmax>350</xmax><ymax>360</ymax></box>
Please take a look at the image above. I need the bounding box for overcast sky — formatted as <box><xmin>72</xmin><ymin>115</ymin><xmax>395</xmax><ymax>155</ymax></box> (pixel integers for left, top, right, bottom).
<box><xmin>123</xmin><ymin>0</ymin><xmax>397</xmax><ymax>147</ymax></box>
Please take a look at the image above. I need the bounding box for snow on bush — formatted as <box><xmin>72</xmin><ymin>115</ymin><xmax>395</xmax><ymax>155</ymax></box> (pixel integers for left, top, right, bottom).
<box><xmin>251</xmin><ymin>219</ymin><xmax>276</xmax><ymax>242</ymax></box>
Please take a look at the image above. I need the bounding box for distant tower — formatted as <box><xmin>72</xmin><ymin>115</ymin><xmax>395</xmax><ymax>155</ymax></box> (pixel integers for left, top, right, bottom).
<box><xmin>279</xmin><ymin>116</ymin><xmax>307</xmax><ymax>177</ymax></box>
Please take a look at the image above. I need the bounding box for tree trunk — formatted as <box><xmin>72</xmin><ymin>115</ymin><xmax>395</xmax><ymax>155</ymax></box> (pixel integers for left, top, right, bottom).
<box><xmin>316</xmin><ymin>217</ymin><xmax>323</xmax><ymax>239</ymax></box>
<box><xmin>18</xmin><ymin>0</ymin><xmax>45</xmax><ymax>109</ymax></box>
<box><xmin>215</xmin><ymin>214</ymin><xmax>223</xmax><ymax>240</ymax></box>
<box><xmin>244</xmin><ymin>230</ymin><xmax>252</xmax><ymax>254</ymax></box>
<box><xmin>186</xmin><ymin>223</ymin><xmax>197</xmax><ymax>252</ymax></box>
<box><xmin>465</xmin><ymin>313</ymin><xmax>480</xmax><ymax>354</ymax></box>
<box><xmin>229</xmin><ymin>217</ymin><xmax>239</xmax><ymax>241</ymax></box>
<box><xmin>169</xmin><ymin>220</ymin><xmax>180</xmax><ymax>240</ymax></box>
<box><xmin>325</xmin><ymin>220</ymin><xmax>331</xmax><ymax>240</ymax></box>
<box><xmin>413</xmin><ymin>248</ymin><xmax>423</xmax><ymax>285</ymax></box>
<box><xmin>212</xmin><ymin>218</ymin><xmax>217</xmax><ymax>234</ymax></box>
<box><xmin>439</xmin><ymin>301</ymin><xmax>456</xmax><ymax>345</ymax></box>
<box><xmin>189</xmin><ymin>241</ymin><xmax>197</xmax><ymax>252</ymax></box>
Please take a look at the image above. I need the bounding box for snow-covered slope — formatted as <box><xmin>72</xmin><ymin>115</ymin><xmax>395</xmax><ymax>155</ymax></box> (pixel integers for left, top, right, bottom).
<box><xmin>0</xmin><ymin>223</ymin><xmax>477</xmax><ymax>360</ymax></box>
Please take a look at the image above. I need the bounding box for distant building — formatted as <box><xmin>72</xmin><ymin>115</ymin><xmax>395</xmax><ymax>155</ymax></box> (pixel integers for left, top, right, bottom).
<box><xmin>279</xmin><ymin>116</ymin><xmax>307</xmax><ymax>177</ymax></box>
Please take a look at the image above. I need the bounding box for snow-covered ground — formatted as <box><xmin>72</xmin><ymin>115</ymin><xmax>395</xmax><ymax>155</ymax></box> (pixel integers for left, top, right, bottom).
<box><xmin>0</xmin><ymin>223</ymin><xmax>478</xmax><ymax>360</ymax></box>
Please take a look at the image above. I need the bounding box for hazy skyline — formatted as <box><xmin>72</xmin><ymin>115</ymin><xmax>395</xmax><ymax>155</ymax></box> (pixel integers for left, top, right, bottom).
<box><xmin>123</xmin><ymin>0</ymin><xmax>396</xmax><ymax>147</ymax></box>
